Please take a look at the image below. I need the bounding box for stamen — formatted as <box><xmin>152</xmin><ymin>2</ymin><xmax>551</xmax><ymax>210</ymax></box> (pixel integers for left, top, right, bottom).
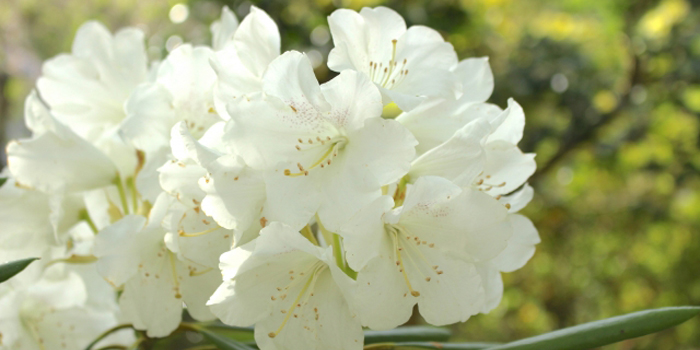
<box><xmin>178</xmin><ymin>226</ymin><xmax>220</xmax><ymax>237</ymax></box>
<box><xmin>391</xmin><ymin>230</ymin><xmax>420</xmax><ymax>297</ymax></box>
<box><xmin>285</xmin><ymin>138</ymin><xmax>346</xmax><ymax>177</ymax></box>
<box><xmin>269</xmin><ymin>265</ymin><xmax>325</xmax><ymax>338</ymax></box>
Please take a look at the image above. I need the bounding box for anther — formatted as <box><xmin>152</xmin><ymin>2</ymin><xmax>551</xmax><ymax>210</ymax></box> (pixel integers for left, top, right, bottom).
<box><xmin>295</xmin><ymin>145</ymin><xmax>301</xmax><ymax>151</ymax></box>
<box><xmin>505</xmin><ymin>203</ymin><xmax>511</xmax><ymax>209</ymax></box>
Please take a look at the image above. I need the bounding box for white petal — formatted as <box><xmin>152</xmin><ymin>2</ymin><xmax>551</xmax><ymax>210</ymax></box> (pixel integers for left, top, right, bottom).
<box><xmin>399</xmin><ymin>177</ymin><xmax>511</xmax><ymax>262</ymax></box>
<box><xmin>491</xmin><ymin>214</ymin><xmax>540</xmax><ymax>273</ymax></box>
<box><xmin>499</xmin><ymin>184</ymin><xmax>534</xmax><ymax>213</ymax></box>
<box><xmin>170</xmin><ymin>121</ymin><xmax>221</xmax><ymax>167</ymax></box>
<box><xmin>7</xmin><ymin>93</ymin><xmax>118</xmax><ymax>193</ymax></box>
<box><xmin>177</xmin><ymin>262</ymin><xmax>221</xmax><ymax>321</ymax></box>
<box><xmin>211</xmin><ymin>6</ymin><xmax>240</xmax><ymax>51</ymax></box>
<box><xmin>166</xmin><ymin>205</ymin><xmax>234</xmax><ymax>268</ymax></box>
<box><xmin>208</xmin><ymin>223</ymin><xmax>323</xmax><ymax>326</ymax></box>
<box><xmin>408</xmin><ymin>118</ymin><xmax>490</xmax><ymax>186</ymax></box>
<box><xmin>386</xmin><ymin>25</ymin><xmax>459</xmax><ymax>109</ymax></box>
<box><xmin>350</xmin><ymin>235</ymin><xmax>415</xmax><ymax>330</ymax></box>
<box><xmin>327</xmin><ymin>9</ymin><xmax>369</xmax><ymax>72</ymax></box>
<box><xmin>475</xmin><ymin>264</ymin><xmax>503</xmax><ymax>313</ymax></box>
<box><xmin>398</xmin><ymin>100</ymin><xmax>503</xmax><ymax>155</ymax></box>
<box><xmin>94</xmin><ymin>215</ymin><xmax>147</xmax><ymax>287</ymax></box>
<box><xmin>159</xmin><ymin>159</ymin><xmax>207</xmax><ymax>206</ymax></box>
<box><xmin>37</xmin><ymin>21</ymin><xmax>147</xmax><ymax>141</ymax></box>
<box><xmin>262</xmin><ymin>169</ymin><xmax>320</xmax><ymax>231</ymax></box>
<box><xmin>233</xmin><ymin>6</ymin><xmax>280</xmax><ymax>78</ymax></box>
<box><xmin>343</xmin><ymin>118</ymin><xmax>417</xmax><ymax>189</ymax></box>
<box><xmin>320</xmin><ymin>70</ymin><xmax>383</xmax><ymax>131</ymax></box>
<box><xmin>453</xmin><ymin>57</ymin><xmax>494</xmax><ymax>103</ymax></box>
<box><xmin>262</xmin><ymin>51</ymin><xmax>328</xmax><ymax>111</ymax></box>
<box><xmin>27</xmin><ymin>269</ymin><xmax>87</xmax><ymax>309</ymax></box>
<box><xmin>122</xmin><ymin>83</ymin><xmax>176</xmax><ymax>152</ymax></box>
<box><xmin>480</xmin><ymin>143</ymin><xmax>536</xmax><ymax>195</ymax></box>
<box><xmin>254</xmin><ymin>269</ymin><xmax>363</xmax><ymax>350</ymax></box>
<box><xmin>414</xmin><ymin>250</ymin><xmax>483</xmax><ymax>325</ymax></box>
<box><xmin>488</xmin><ymin>98</ymin><xmax>525</xmax><ymax>145</ymax></box>
<box><xmin>337</xmin><ymin>195</ymin><xmax>394</xmax><ymax>271</ymax></box>
<box><xmin>118</xmin><ymin>267</ymin><xmax>182</xmax><ymax>338</ymax></box>
<box><xmin>199</xmin><ymin>155</ymin><xmax>266</xmax><ymax>231</ymax></box>
<box><xmin>0</xmin><ymin>181</ymin><xmax>54</xmax><ymax>259</ymax></box>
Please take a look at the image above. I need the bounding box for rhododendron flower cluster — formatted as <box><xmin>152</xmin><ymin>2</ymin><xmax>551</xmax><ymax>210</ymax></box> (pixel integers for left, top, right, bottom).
<box><xmin>0</xmin><ymin>5</ymin><xmax>538</xmax><ymax>350</ymax></box>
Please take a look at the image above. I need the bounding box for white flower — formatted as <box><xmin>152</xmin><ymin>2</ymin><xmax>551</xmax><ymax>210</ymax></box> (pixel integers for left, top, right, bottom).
<box><xmin>399</xmin><ymin>96</ymin><xmax>536</xmax><ymax>197</ymax></box>
<box><xmin>6</xmin><ymin>92</ymin><xmax>118</xmax><ymax>194</ymax></box>
<box><xmin>36</xmin><ymin>21</ymin><xmax>148</xmax><ymax>142</ymax></box>
<box><xmin>121</xmin><ymin>44</ymin><xmax>220</xmax><ymax>152</ymax></box>
<box><xmin>476</xmin><ymin>212</ymin><xmax>540</xmax><ymax>313</ymax></box>
<box><xmin>94</xmin><ymin>193</ymin><xmax>221</xmax><ymax>337</ymax></box>
<box><xmin>0</xmin><ymin>258</ymin><xmax>133</xmax><ymax>350</ymax></box>
<box><xmin>160</xmin><ymin>121</ymin><xmax>264</xmax><ymax>245</ymax></box>
<box><xmin>207</xmin><ymin>222</ymin><xmax>363</xmax><ymax>350</ymax></box>
<box><xmin>338</xmin><ymin>176</ymin><xmax>512</xmax><ymax>329</ymax></box>
<box><xmin>224</xmin><ymin>51</ymin><xmax>416</xmax><ymax>230</ymax></box>
<box><xmin>327</xmin><ymin>6</ymin><xmax>459</xmax><ymax>111</ymax></box>
<box><xmin>211</xmin><ymin>6</ymin><xmax>281</xmax><ymax>118</ymax></box>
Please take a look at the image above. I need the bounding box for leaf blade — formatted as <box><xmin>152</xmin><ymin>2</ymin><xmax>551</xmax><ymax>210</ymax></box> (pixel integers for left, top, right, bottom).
<box><xmin>198</xmin><ymin>327</ymin><xmax>257</xmax><ymax>350</ymax></box>
<box><xmin>0</xmin><ymin>257</ymin><xmax>40</xmax><ymax>283</ymax></box>
<box><xmin>484</xmin><ymin>306</ymin><xmax>700</xmax><ymax>350</ymax></box>
<box><xmin>364</xmin><ymin>326</ymin><xmax>452</xmax><ymax>344</ymax></box>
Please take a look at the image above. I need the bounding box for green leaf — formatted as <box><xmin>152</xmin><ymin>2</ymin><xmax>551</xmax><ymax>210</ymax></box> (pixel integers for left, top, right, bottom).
<box><xmin>365</xmin><ymin>341</ymin><xmax>499</xmax><ymax>349</ymax></box>
<box><xmin>364</xmin><ymin>326</ymin><xmax>452</xmax><ymax>344</ymax></box>
<box><xmin>484</xmin><ymin>306</ymin><xmax>700</xmax><ymax>350</ymax></box>
<box><xmin>0</xmin><ymin>257</ymin><xmax>39</xmax><ymax>283</ymax></box>
<box><xmin>0</xmin><ymin>177</ymin><xmax>7</xmax><ymax>187</ymax></box>
<box><xmin>198</xmin><ymin>327</ymin><xmax>257</xmax><ymax>350</ymax></box>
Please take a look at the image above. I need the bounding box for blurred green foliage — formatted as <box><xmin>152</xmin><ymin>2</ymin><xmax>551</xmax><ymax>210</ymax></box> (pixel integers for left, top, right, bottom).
<box><xmin>1</xmin><ymin>0</ymin><xmax>699</xmax><ymax>349</ymax></box>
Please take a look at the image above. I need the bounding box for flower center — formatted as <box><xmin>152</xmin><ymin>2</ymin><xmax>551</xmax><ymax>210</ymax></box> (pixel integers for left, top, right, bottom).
<box><xmin>284</xmin><ymin>135</ymin><xmax>348</xmax><ymax>177</ymax></box>
<box><xmin>387</xmin><ymin>225</ymin><xmax>442</xmax><ymax>298</ymax></box>
<box><xmin>268</xmin><ymin>263</ymin><xmax>326</xmax><ymax>338</ymax></box>
<box><xmin>368</xmin><ymin>39</ymin><xmax>410</xmax><ymax>89</ymax></box>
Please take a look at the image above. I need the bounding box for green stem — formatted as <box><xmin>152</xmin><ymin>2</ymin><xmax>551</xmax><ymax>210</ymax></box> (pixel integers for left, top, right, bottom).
<box><xmin>113</xmin><ymin>176</ymin><xmax>130</xmax><ymax>215</ymax></box>
<box><xmin>84</xmin><ymin>324</ymin><xmax>133</xmax><ymax>350</ymax></box>
<box><xmin>125</xmin><ymin>177</ymin><xmax>138</xmax><ymax>213</ymax></box>
<box><xmin>300</xmin><ymin>225</ymin><xmax>320</xmax><ymax>246</ymax></box>
<box><xmin>316</xmin><ymin>215</ymin><xmax>357</xmax><ymax>279</ymax></box>
<box><xmin>332</xmin><ymin>233</ymin><xmax>345</xmax><ymax>273</ymax></box>
<box><xmin>79</xmin><ymin>209</ymin><xmax>99</xmax><ymax>234</ymax></box>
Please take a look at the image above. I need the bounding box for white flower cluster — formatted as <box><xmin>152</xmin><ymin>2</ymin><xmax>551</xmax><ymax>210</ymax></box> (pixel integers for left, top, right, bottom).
<box><xmin>1</xmin><ymin>6</ymin><xmax>539</xmax><ymax>350</ymax></box>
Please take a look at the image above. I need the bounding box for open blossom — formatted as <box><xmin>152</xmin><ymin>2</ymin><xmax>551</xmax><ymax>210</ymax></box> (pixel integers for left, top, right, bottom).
<box><xmin>211</xmin><ymin>6</ymin><xmax>281</xmax><ymax>117</ymax></box>
<box><xmin>0</xmin><ymin>263</ymin><xmax>133</xmax><ymax>350</ymax></box>
<box><xmin>220</xmin><ymin>51</ymin><xmax>416</xmax><ymax>230</ymax></box>
<box><xmin>94</xmin><ymin>193</ymin><xmax>221</xmax><ymax>337</ymax></box>
<box><xmin>338</xmin><ymin>176</ymin><xmax>512</xmax><ymax>329</ymax></box>
<box><xmin>36</xmin><ymin>21</ymin><xmax>148</xmax><ymax>142</ymax></box>
<box><xmin>328</xmin><ymin>7</ymin><xmax>459</xmax><ymax>111</ymax></box>
<box><xmin>207</xmin><ymin>222</ymin><xmax>363</xmax><ymax>350</ymax></box>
